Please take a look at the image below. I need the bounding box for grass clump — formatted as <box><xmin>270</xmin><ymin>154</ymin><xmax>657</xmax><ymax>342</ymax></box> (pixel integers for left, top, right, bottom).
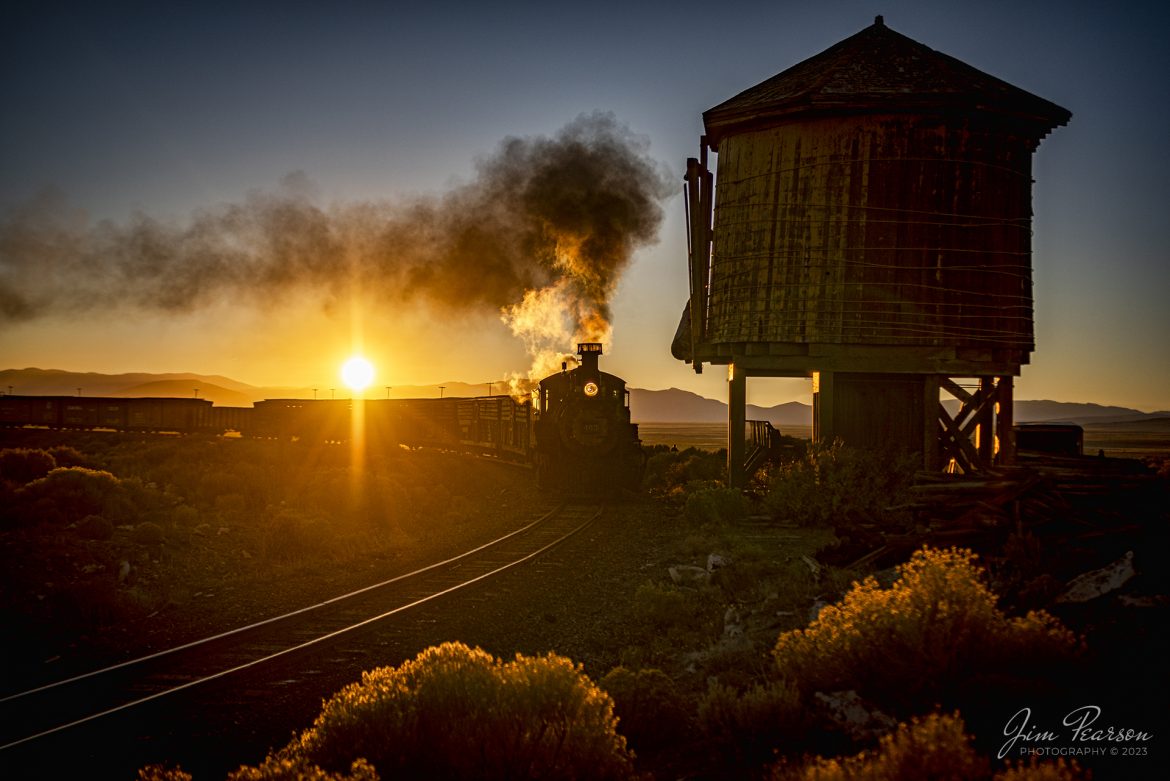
<box><xmin>772</xmin><ymin>547</ymin><xmax>1081</xmax><ymax>713</ymax></box>
<box><xmin>281</xmin><ymin>642</ymin><xmax>637</xmax><ymax>781</ymax></box>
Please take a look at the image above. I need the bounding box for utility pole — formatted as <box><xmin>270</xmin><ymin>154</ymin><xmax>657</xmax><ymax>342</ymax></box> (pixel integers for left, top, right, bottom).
<box><xmin>438</xmin><ymin>386</ymin><xmax>446</xmax><ymax>399</ymax></box>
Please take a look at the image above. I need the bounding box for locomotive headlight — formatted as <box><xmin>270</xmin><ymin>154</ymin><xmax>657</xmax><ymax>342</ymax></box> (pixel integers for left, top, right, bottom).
<box><xmin>583</xmin><ymin>381</ymin><xmax>599</xmax><ymax>397</ymax></box>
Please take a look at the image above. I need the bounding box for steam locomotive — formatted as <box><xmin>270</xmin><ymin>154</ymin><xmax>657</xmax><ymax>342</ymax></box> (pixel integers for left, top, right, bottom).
<box><xmin>535</xmin><ymin>343</ymin><xmax>645</xmax><ymax>492</ymax></box>
<box><xmin>0</xmin><ymin>343</ymin><xmax>645</xmax><ymax>494</ymax></box>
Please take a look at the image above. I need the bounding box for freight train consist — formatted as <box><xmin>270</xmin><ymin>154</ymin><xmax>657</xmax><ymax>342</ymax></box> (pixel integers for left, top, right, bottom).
<box><xmin>0</xmin><ymin>344</ymin><xmax>645</xmax><ymax>493</ymax></box>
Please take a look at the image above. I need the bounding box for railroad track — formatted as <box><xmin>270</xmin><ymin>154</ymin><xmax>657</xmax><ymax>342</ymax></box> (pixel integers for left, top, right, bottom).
<box><xmin>0</xmin><ymin>502</ymin><xmax>602</xmax><ymax>756</ymax></box>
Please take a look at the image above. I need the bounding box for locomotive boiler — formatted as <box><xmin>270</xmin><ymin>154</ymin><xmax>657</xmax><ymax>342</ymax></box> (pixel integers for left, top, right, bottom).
<box><xmin>534</xmin><ymin>343</ymin><xmax>645</xmax><ymax>493</ymax></box>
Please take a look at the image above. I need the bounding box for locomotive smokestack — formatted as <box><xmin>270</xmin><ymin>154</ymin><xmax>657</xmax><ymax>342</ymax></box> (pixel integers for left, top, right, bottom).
<box><xmin>577</xmin><ymin>342</ymin><xmax>602</xmax><ymax>373</ymax></box>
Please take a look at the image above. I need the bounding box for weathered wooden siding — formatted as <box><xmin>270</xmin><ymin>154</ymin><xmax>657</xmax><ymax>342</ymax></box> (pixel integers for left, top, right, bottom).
<box><xmin>831</xmin><ymin>373</ymin><xmax>927</xmax><ymax>453</ymax></box>
<box><xmin>705</xmin><ymin>114</ymin><xmax>1035</xmax><ymax>354</ymax></box>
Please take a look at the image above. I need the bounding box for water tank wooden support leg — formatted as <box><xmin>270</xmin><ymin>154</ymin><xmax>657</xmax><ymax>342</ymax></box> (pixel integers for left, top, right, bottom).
<box><xmin>811</xmin><ymin>371</ymin><xmax>835</xmax><ymax>446</ymax></box>
<box><xmin>977</xmin><ymin>377</ymin><xmax>996</xmax><ymax>464</ymax></box>
<box><xmin>996</xmin><ymin>376</ymin><xmax>1015</xmax><ymax>465</ymax></box>
<box><xmin>728</xmin><ymin>363</ymin><xmax>747</xmax><ymax>488</ymax></box>
<box><xmin>923</xmin><ymin>375</ymin><xmax>941</xmax><ymax>471</ymax></box>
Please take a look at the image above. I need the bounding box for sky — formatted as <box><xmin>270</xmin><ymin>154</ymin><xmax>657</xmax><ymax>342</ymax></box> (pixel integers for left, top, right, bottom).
<box><xmin>1</xmin><ymin>0</ymin><xmax>1167</xmax><ymax>411</ymax></box>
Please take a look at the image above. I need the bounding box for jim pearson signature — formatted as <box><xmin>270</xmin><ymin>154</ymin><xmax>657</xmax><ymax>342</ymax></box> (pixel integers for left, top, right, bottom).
<box><xmin>999</xmin><ymin>706</ymin><xmax>1154</xmax><ymax>759</ymax></box>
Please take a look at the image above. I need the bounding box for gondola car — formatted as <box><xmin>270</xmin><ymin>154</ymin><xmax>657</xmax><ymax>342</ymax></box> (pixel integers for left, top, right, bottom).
<box><xmin>0</xmin><ymin>396</ymin><xmax>213</xmax><ymax>432</ymax></box>
<box><xmin>242</xmin><ymin>396</ymin><xmax>534</xmax><ymax>464</ymax></box>
<box><xmin>534</xmin><ymin>342</ymin><xmax>645</xmax><ymax>493</ymax></box>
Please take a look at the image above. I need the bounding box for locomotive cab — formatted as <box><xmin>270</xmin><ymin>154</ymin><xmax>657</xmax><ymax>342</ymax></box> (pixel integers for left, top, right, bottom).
<box><xmin>535</xmin><ymin>343</ymin><xmax>644</xmax><ymax>493</ymax></box>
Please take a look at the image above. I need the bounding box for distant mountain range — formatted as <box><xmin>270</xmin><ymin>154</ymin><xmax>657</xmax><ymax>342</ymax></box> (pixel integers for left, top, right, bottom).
<box><xmin>629</xmin><ymin>387</ymin><xmax>1170</xmax><ymax>426</ymax></box>
<box><xmin>629</xmin><ymin>387</ymin><xmax>813</xmax><ymax>425</ymax></box>
<box><xmin>2</xmin><ymin>368</ymin><xmax>1166</xmax><ymax>426</ymax></box>
<box><xmin>1004</xmin><ymin>400</ymin><xmax>1170</xmax><ymax>426</ymax></box>
<box><xmin>0</xmin><ymin>368</ymin><xmax>259</xmax><ymax>407</ymax></box>
<box><xmin>0</xmin><ymin>369</ymin><xmax>503</xmax><ymax>407</ymax></box>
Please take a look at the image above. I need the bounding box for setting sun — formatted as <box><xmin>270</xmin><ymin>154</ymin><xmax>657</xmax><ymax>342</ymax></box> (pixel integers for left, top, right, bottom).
<box><xmin>341</xmin><ymin>356</ymin><xmax>375</xmax><ymax>392</ymax></box>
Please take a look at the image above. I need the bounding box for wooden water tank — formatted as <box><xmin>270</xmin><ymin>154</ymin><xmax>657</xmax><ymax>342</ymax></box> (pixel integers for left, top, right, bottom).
<box><xmin>678</xmin><ymin>16</ymin><xmax>1070</xmax><ymax>377</ymax></box>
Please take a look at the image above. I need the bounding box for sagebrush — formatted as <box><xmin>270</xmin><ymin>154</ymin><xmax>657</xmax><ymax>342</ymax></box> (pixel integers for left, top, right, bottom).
<box><xmin>772</xmin><ymin>547</ymin><xmax>1082</xmax><ymax>712</ymax></box>
<box><xmin>762</xmin><ymin>441</ymin><xmax>916</xmax><ymax>526</ymax></box>
<box><xmin>700</xmin><ymin>678</ymin><xmax>810</xmax><ymax>768</ymax></box>
<box><xmin>599</xmin><ymin>666</ymin><xmax>692</xmax><ymax>751</ymax></box>
<box><xmin>771</xmin><ymin>712</ymin><xmax>1087</xmax><ymax>781</ymax></box>
<box><xmin>281</xmin><ymin>642</ymin><xmax>637</xmax><ymax>781</ymax></box>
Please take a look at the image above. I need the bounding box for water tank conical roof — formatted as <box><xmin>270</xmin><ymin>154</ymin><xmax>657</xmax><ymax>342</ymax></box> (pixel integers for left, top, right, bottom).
<box><xmin>704</xmin><ymin>16</ymin><xmax>1070</xmax><ymax>148</ymax></box>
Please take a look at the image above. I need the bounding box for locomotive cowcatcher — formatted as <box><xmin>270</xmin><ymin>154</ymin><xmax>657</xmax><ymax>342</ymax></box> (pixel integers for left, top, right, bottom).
<box><xmin>535</xmin><ymin>343</ymin><xmax>645</xmax><ymax>493</ymax></box>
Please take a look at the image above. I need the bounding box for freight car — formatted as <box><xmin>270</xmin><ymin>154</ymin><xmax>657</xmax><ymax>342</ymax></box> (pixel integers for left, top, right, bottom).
<box><xmin>245</xmin><ymin>396</ymin><xmax>535</xmax><ymax>464</ymax></box>
<box><xmin>534</xmin><ymin>343</ymin><xmax>645</xmax><ymax>492</ymax></box>
<box><xmin>0</xmin><ymin>393</ymin><xmax>535</xmax><ymax>463</ymax></box>
<box><xmin>0</xmin><ymin>396</ymin><xmax>214</xmax><ymax>432</ymax></box>
<box><xmin>1014</xmin><ymin>423</ymin><xmax>1084</xmax><ymax>457</ymax></box>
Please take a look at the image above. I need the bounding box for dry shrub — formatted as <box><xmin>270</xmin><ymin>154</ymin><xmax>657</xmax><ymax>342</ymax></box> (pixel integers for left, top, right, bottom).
<box><xmin>763</xmin><ymin>441</ymin><xmax>916</xmax><ymax>527</ymax></box>
<box><xmin>772</xmin><ymin>712</ymin><xmax>987</xmax><ymax>781</ymax></box>
<box><xmin>771</xmin><ymin>713</ymin><xmax>1087</xmax><ymax>781</ymax></box>
<box><xmin>643</xmin><ymin>447</ymin><xmax>725</xmax><ymax>494</ymax></box>
<box><xmin>260</xmin><ymin>507</ymin><xmax>336</xmax><ymax>562</ymax></box>
<box><xmin>134</xmin><ymin>520</ymin><xmax>166</xmax><ymax>546</ymax></box>
<box><xmin>993</xmin><ymin>758</ymin><xmax>1088</xmax><ymax>781</ymax></box>
<box><xmin>683</xmin><ymin>487</ymin><xmax>748</xmax><ymax>525</ymax></box>
<box><xmin>228</xmin><ymin>757</ymin><xmax>378</xmax><ymax>781</ymax></box>
<box><xmin>137</xmin><ymin>765</ymin><xmax>193</xmax><ymax>781</ymax></box>
<box><xmin>171</xmin><ymin>504</ymin><xmax>200</xmax><ymax>527</ymax></box>
<box><xmin>700</xmin><ymin>678</ymin><xmax>810</xmax><ymax>769</ymax></box>
<box><xmin>627</xmin><ymin>579</ymin><xmax>723</xmax><ymax>654</ymax></box>
<box><xmin>76</xmin><ymin>513</ymin><xmax>114</xmax><ymax>541</ymax></box>
<box><xmin>599</xmin><ymin>666</ymin><xmax>692</xmax><ymax>750</ymax></box>
<box><xmin>0</xmin><ymin>447</ymin><xmax>57</xmax><ymax>485</ymax></box>
<box><xmin>631</xmin><ymin>580</ymin><xmax>691</xmax><ymax>629</ymax></box>
<box><xmin>772</xmin><ymin>547</ymin><xmax>1081</xmax><ymax>712</ymax></box>
<box><xmin>16</xmin><ymin>466</ymin><xmax>129</xmax><ymax>524</ymax></box>
<box><xmin>283</xmin><ymin>642</ymin><xmax>636</xmax><ymax>781</ymax></box>
<box><xmin>49</xmin><ymin>578</ymin><xmax>129</xmax><ymax>628</ymax></box>
<box><xmin>45</xmin><ymin>444</ymin><xmax>90</xmax><ymax>468</ymax></box>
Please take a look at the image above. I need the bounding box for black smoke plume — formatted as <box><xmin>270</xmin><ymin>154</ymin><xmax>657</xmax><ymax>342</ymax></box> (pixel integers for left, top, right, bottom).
<box><xmin>0</xmin><ymin>113</ymin><xmax>672</xmax><ymax>349</ymax></box>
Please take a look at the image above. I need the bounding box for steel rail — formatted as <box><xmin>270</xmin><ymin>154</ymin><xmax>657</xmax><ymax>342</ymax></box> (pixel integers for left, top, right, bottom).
<box><xmin>0</xmin><ymin>504</ymin><xmax>601</xmax><ymax>751</ymax></box>
<box><xmin>0</xmin><ymin>504</ymin><xmax>565</xmax><ymax>705</ymax></box>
